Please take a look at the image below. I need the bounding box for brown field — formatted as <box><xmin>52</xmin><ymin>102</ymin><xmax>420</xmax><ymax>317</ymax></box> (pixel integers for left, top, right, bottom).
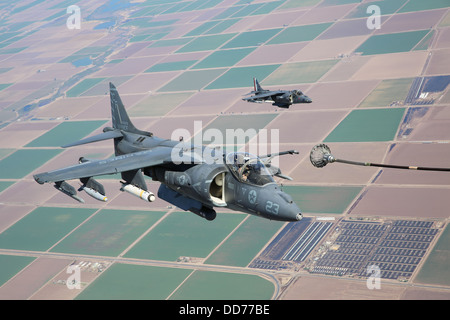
<box><xmin>0</xmin><ymin>257</ymin><xmax>72</xmax><ymax>300</ymax></box>
<box><xmin>349</xmin><ymin>185</ymin><xmax>450</xmax><ymax>218</ymax></box>
<box><xmin>375</xmin><ymin>9</ymin><xmax>448</xmax><ymax>35</ymax></box>
<box><xmin>290</xmin><ymin>35</ymin><xmax>368</xmax><ymax>62</ymax></box>
<box><xmin>351</xmin><ymin>51</ymin><xmax>429</xmax><ymax>80</ymax></box>
<box><xmin>434</xmin><ymin>28</ymin><xmax>450</xmax><ymax>49</ymax></box>
<box><xmin>0</xmin><ymin>0</ymin><xmax>448</xmax><ymax>301</ymax></box>
<box><xmin>302</xmin><ymin>80</ymin><xmax>379</xmax><ymax>109</ymax></box>
<box><xmin>237</xmin><ymin>42</ymin><xmax>308</xmax><ymax>66</ymax></box>
<box><xmin>320</xmin><ymin>55</ymin><xmax>371</xmax><ymax>81</ymax></box>
<box><xmin>281</xmin><ymin>275</ymin><xmax>450</xmax><ymax>300</ymax></box>
<box><xmin>290</xmin><ymin>142</ymin><xmax>388</xmax><ymax>185</ymax></box>
<box><xmin>424</xmin><ymin>48</ymin><xmax>450</xmax><ymax>75</ymax></box>
<box><xmin>291</xmin><ymin>4</ymin><xmax>357</xmax><ymax>26</ymax></box>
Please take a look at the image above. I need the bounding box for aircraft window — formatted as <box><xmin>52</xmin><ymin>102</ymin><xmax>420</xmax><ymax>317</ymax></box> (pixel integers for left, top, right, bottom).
<box><xmin>225</xmin><ymin>152</ymin><xmax>274</xmax><ymax>186</ymax></box>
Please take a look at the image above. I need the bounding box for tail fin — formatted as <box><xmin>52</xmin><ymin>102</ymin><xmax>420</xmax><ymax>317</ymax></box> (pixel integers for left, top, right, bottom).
<box><xmin>109</xmin><ymin>82</ymin><xmax>152</xmax><ymax>136</ymax></box>
<box><xmin>253</xmin><ymin>78</ymin><xmax>263</xmax><ymax>92</ymax></box>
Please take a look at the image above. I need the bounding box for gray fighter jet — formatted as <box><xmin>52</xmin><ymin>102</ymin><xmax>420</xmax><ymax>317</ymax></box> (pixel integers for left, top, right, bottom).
<box><xmin>33</xmin><ymin>83</ymin><xmax>302</xmax><ymax>222</ymax></box>
<box><xmin>243</xmin><ymin>78</ymin><xmax>312</xmax><ymax>108</ymax></box>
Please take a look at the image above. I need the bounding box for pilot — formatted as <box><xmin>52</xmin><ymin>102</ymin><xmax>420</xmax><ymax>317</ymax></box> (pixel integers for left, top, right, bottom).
<box><xmin>234</xmin><ymin>153</ymin><xmax>245</xmax><ymax>167</ymax></box>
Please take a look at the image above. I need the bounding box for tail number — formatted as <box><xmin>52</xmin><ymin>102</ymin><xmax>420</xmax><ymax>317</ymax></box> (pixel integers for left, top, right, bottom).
<box><xmin>266</xmin><ymin>201</ymin><xmax>279</xmax><ymax>215</ymax></box>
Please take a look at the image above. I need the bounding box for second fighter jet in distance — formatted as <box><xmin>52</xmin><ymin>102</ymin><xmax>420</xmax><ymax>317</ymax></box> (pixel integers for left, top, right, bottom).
<box><xmin>243</xmin><ymin>78</ymin><xmax>312</xmax><ymax>109</ymax></box>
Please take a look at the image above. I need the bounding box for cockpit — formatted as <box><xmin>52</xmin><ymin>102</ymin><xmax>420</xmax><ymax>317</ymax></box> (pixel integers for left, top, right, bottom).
<box><xmin>292</xmin><ymin>90</ymin><xmax>303</xmax><ymax>96</ymax></box>
<box><xmin>225</xmin><ymin>152</ymin><xmax>275</xmax><ymax>186</ymax></box>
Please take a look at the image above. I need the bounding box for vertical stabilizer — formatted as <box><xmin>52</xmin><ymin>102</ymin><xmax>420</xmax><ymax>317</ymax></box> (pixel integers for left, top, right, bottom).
<box><xmin>109</xmin><ymin>82</ymin><xmax>152</xmax><ymax>155</ymax></box>
<box><xmin>253</xmin><ymin>78</ymin><xmax>263</xmax><ymax>92</ymax></box>
<box><xmin>110</xmin><ymin>82</ymin><xmax>140</xmax><ymax>133</ymax></box>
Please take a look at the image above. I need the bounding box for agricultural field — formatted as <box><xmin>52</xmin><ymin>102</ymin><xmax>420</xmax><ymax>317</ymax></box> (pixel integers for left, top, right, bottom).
<box><xmin>0</xmin><ymin>0</ymin><xmax>449</xmax><ymax>302</ymax></box>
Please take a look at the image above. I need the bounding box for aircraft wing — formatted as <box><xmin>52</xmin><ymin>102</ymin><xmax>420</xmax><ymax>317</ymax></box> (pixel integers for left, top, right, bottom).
<box><xmin>34</xmin><ymin>146</ymin><xmax>183</xmax><ymax>184</ymax></box>
<box><xmin>243</xmin><ymin>90</ymin><xmax>286</xmax><ymax>101</ymax></box>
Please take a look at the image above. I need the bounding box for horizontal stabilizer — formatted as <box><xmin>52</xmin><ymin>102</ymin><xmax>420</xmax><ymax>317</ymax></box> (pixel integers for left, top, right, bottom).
<box><xmin>62</xmin><ymin>130</ymin><xmax>123</xmax><ymax>148</ymax></box>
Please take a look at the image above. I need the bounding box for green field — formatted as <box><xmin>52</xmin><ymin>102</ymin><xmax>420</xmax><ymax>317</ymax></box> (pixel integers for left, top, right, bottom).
<box><xmin>213</xmin><ymin>5</ymin><xmax>247</xmax><ymax>19</ymax></box>
<box><xmin>358</xmin><ymin>78</ymin><xmax>414</xmax><ymax>108</ymax></box>
<box><xmin>355</xmin><ymin>30</ymin><xmax>430</xmax><ymax>55</ymax></box>
<box><xmin>204</xmin><ymin>18</ymin><xmax>241</xmax><ymax>35</ymax></box>
<box><xmin>76</xmin><ymin>263</ymin><xmax>192</xmax><ymax>300</ymax></box>
<box><xmin>324</xmin><ymin>108</ymin><xmax>406</xmax><ymax>142</ymax></box>
<box><xmin>169</xmin><ymin>270</ymin><xmax>275</xmax><ymax>300</ymax></box>
<box><xmin>0</xmin><ymin>148</ymin><xmax>14</xmax><ymax>160</ymax></box>
<box><xmin>345</xmin><ymin>0</ymin><xmax>407</xmax><ymax>18</ymax></box>
<box><xmin>124</xmin><ymin>211</ymin><xmax>245</xmax><ymax>261</ymax></box>
<box><xmin>413</xmin><ymin>30</ymin><xmax>435</xmax><ymax>51</ymax></box>
<box><xmin>268</xmin><ymin>22</ymin><xmax>333</xmax><ymax>44</ymax></box>
<box><xmin>205</xmin><ymin>216</ymin><xmax>284</xmax><ymax>267</ymax></box>
<box><xmin>398</xmin><ymin>0</ymin><xmax>450</xmax><ymax>13</ymax></box>
<box><xmin>66</xmin><ymin>78</ymin><xmax>106</xmax><ymax>97</ymax></box>
<box><xmin>414</xmin><ymin>224</ymin><xmax>450</xmax><ymax>286</ymax></box>
<box><xmin>231</xmin><ymin>2</ymin><xmax>265</xmax><ymax>17</ymax></box>
<box><xmin>148</xmin><ymin>37</ymin><xmax>193</xmax><ymax>48</ymax></box>
<box><xmin>176</xmin><ymin>33</ymin><xmax>237</xmax><ymax>53</ymax></box>
<box><xmin>158</xmin><ymin>68</ymin><xmax>226</xmax><ymax>92</ymax></box>
<box><xmin>25</xmin><ymin>120</ymin><xmax>106</xmax><ymax>147</ymax></box>
<box><xmin>278</xmin><ymin>0</ymin><xmax>321</xmax><ymax>10</ymax></box>
<box><xmin>320</xmin><ymin>0</ymin><xmax>362</xmax><ymax>5</ymax></box>
<box><xmin>145</xmin><ymin>60</ymin><xmax>197</xmax><ymax>72</ymax></box>
<box><xmin>221</xmin><ymin>28</ymin><xmax>282</xmax><ymax>49</ymax></box>
<box><xmin>205</xmin><ymin>64</ymin><xmax>280</xmax><ymax>89</ymax></box>
<box><xmin>76</xmin><ymin>263</ymin><xmax>275</xmax><ymax>300</ymax></box>
<box><xmin>79</xmin><ymin>76</ymin><xmax>132</xmax><ymax>96</ymax></box>
<box><xmin>0</xmin><ymin>255</ymin><xmax>35</xmax><ymax>287</ymax></box>
<box><xmin>0</xmin><ymin>149</ymin><xmax>62</xmax><ymax>179</ymax></box>
<box><xmin>0</xmin><ymin>181</ymin><xmax>14</xmax><ymax>193</ymax></box>
<box><xmin>184</xmin><ymin>20</ymin><xmax>222</xmax><ymax>37</ymax></box>
<box><xmin>198</xmin><ymin>113</ymin><xmax>278</xmax><ymax>145</ymax></box>
<box><xmin>284</xmin><ymin>185</ymin><xmax>363</xmax><ymax>214</ymax></box>
<box><xmin>0</xmin><ymin>255</ymin><xmax>36</xmax><ymax>287</ymax></box>
<box><xmin>0</xmin><ymin>207</ymin><xmax>96</xmax><ymax>251</ymax></box>
<box><xmin>250</xmin><ymin>1</ymin><xmax>284</xmax><ymax>15</ymax></box>
<box><xmin>263</xmin><ymin>60</ymin><xmax>338</xmax><ymax>85</ymax></box>
<box><xmin>128</xmin><ymin>92</ymin><xmax>194</xmax><ymax>117</ymax></box>
<box><xmin>192</xmin><ymin>47</ymin><xmax>256</xmax><ymax>69</ymax></box>
<box><xmin>0</xmin><ymin>83</ymin><xmax>12</xmax><ymax>91</ymax></box>
<box><xmin>51</xmin><ymin>209</ymin><xmax>166</xmax><ymax>257</ymax></box>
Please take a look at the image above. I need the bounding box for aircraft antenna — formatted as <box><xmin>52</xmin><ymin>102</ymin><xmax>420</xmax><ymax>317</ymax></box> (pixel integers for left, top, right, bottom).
<box><xmin>310</xmin><ymin>144</ymin><xmax>450</xmax><ymax>172</ymax></box>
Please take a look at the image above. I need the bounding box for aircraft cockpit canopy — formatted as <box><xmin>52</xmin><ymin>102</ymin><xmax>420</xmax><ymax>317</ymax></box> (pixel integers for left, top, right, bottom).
<box><xmin>225</xmin><ymin>152</ymin><xmax>275</xmax><ymax>186</ymax></box>
<box><xmin>292</xmin><ymin>90</ymin><xmax>303</xmax><ymax>96</ymax></box>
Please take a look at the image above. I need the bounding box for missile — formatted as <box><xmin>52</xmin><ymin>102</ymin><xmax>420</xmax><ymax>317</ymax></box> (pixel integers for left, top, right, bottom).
<box><xmin>120</xmin><ymin>183</ymin><xmax>155</xmax><ymax>202</ymax></box>
<box><xmin>81</xmin><ymin>186</ymin><xmax>108</xmax><ymax>202</ymax></box>
<box><xmin>54</xmin><ymin>181</ymin><xmax>85</xmax><ymax>203</ymax></box>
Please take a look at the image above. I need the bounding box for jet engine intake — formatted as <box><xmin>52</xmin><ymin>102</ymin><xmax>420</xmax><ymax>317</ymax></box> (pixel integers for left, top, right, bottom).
<box><xmin>163</xmin><ymin>166</ymin><xmax>227</xmax><ymax>207</ymax></box>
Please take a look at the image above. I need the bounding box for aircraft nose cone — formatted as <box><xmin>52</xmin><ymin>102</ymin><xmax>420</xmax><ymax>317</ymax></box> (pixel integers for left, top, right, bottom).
<box><xmin>299</xmin><ymin>95</ymin><xmax>312</xmax><ymax>103</ymax></box>
<box><xmin>276</xmin><ymin>191</ymin><xmax>302</xmax><ymax>221</ymax></box>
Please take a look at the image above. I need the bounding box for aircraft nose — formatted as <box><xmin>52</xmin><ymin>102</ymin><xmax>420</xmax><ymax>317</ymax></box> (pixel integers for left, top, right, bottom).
<box><xmin>299</xmin><ymin>95</ymin><xmax>312</xmax><ymax>103</ymax></box>
<box><xmin>276</xmin><ymin>191</ymin><xmax>303</xmax><ymax>221</ymax></box>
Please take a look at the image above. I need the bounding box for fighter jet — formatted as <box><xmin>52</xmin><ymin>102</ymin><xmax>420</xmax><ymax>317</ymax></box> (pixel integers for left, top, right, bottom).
<box><xmin>243</xmin><ymin>78</ymin><xmax>312</xmax><ymax>108</ymax></box>
<box><xmin>33</xmin><ymin>83</ymin><xmax>302</xmax><ymax>222</ymax></box>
